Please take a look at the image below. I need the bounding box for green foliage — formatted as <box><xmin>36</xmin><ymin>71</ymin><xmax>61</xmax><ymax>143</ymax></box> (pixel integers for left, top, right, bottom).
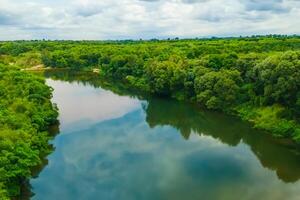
<box><xmin>0</xmin><ymin>64</ymin><xmax>58</xmax><ymax>199</ymax></box>
<box><xmin>1</xmin><ymin>36</ymin><xmax>300</xmax><ymax>141</ymax></box>
<box><xmin>0</xmin><ymin>55</ymin><xmax>15</xmax><ymax>65</ymax></box>
<box><xmin>194</xmin><ymin>69</ymin><xmax>241</xmax><ymax>110</ymax></box>
<box><xmin>15</xmin><ymin>52</ymin><xmax>42</xmax><ymax>68</ymax></box>
<box><xmin>125</xmin><ymin>76</ymin><xmax>150</xmax><ymax>92</ymax></box>
<box><xmin>145</xmin><ymin>56</ymin><xmax>188</xmax><ymax>95</ymax></box>
<box><xmin>237</xmin><ymin>105</ymin><xmax>300</xmax><ymax>140</ymax></box>
<box><xmin>249</xmin><ymin>51</ymin><xmax>300</xmax><ymax>107</ymax></box>
<box><xmin>0</xmin><ymin>42</ymin><xmax>31</xmax><ymax>56</ymax></box>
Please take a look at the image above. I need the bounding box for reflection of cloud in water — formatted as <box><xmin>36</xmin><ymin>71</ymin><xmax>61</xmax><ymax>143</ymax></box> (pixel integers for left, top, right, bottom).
<box><xmin>32</xmin><ymin>110</ymin><xmax>300</xmax><ymax>200</ymax></box>
<box><xmin>46</xmin><ymin>79</ymin><xmax>141</xmax><ymax>131</ymax></box>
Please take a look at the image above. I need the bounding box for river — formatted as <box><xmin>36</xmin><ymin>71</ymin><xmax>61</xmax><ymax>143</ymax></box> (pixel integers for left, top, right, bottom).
<box><xmin>28</xmin><ymin>70</ymin><xmax>300</xmax><ymax>200</ymax></box>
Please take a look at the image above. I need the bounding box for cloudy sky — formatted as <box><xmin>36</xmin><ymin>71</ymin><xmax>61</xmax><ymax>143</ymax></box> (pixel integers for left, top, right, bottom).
<box><xmin>0</xmin><ymin>0</ymin><xmax>299</xmax><ymax>40</ymax></box>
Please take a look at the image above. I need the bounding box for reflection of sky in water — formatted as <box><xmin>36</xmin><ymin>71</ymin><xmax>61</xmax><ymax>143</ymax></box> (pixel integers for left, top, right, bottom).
<box><xmin>46</xmin><ymin>79</ymin><xmax>141</xmax><ymax>132</ymax></box>
<box><xmin>31</xmin><ymin>79</ymin><xmax>300</xmax><ymax>200</ymax></box>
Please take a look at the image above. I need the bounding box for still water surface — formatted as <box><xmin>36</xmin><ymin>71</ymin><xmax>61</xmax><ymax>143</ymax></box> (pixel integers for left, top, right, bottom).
<box><xmin>30</xmin><ymin>71</ymin><xmax>300</xmax><ymax>200</ymax></box>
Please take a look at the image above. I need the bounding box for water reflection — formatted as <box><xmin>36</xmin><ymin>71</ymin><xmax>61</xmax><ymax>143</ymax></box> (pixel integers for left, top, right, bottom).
<box><xmin>145</xmin><ymin>98</ymin><xmax>300</xmax><ymax>183</ymax></box>
<box><xmin>46</xmin><ymin>79</ymin><xmax>140</xmax><ymax>132</ymax></box>
<box><xmin>16</xmin><ymin>122</ymin><xmax>60</xmax><ymax>200</ymax></box>
<box><xmin>28</xmin><ymin>70</ymin><xmax>300</xmax><ymax>200</ymax></box>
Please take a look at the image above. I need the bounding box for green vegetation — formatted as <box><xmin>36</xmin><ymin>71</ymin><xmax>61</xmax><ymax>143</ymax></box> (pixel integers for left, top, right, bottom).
<box><xmin>1</xmin><ymin>35</ymin><xmax>300</xmax><ymax>142</ymax></box>
<box><xmin>0</xmin><ymin>64</ymin><xmax>58</xmax><ymax>199</ymax></box>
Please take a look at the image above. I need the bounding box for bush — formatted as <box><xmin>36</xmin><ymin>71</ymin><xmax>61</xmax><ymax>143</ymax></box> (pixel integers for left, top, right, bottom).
<box><xmin>0</xmin><ymin>64</ymin><xmax>58</xmax><ymax>199</ymax></box>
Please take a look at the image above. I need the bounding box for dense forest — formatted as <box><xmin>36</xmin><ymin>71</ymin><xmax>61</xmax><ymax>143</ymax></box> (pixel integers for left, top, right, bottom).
<box><xmin>0</xmin><ymin>35</ymin><xmax>300</xmax><ymax>143</ymax></box>
<box><xmin>0</xmin><ymin>64</ymin><xmax>58</xmax><ymax>199</ymax></box>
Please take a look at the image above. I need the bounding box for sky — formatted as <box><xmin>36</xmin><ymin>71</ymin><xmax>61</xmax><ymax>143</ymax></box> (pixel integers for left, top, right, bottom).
<box><xmin>0</xmin><ymin>0</ymin><xmax>299</xmax><ymax>40</ymax></box>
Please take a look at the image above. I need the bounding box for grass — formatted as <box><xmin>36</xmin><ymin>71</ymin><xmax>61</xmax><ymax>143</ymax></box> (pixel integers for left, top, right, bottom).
<box><xmin>236</xmin><ymin>104</ymin><xmax>300</xmax><ymax>142</ymax></box>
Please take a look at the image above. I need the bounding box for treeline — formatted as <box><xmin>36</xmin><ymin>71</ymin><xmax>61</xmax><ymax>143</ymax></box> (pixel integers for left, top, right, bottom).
<box><xmin>0</xmin><ymin>65</ymin><xmax>58</xmax><ymax>199</ymax></box>
<box><xmin>1</xmin><ymin>36</ymin><xmax>300</xmax><ymax>141</ymax></box>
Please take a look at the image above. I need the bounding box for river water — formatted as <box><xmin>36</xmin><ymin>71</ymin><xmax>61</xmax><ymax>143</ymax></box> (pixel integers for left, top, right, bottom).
<box><xmin>29</xmin><ymin>71</ymin><xmax>300</xmax><ymax>200</ymax></box>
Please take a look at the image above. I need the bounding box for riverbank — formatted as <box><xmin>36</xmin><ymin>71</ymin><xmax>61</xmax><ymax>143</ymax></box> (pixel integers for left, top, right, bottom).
<box><xmin>21</xmin><ymin>64</ymin><xmax>52</xmax><ymax>71</ymax></box>
<box><xmin>43</xmin><ymin>67</ymin><xmax>300</xmax><ymax>143</ymax></box>
<box><xmin>0</xmin><ymin>64</ymin><xmax>58</xmax><ymax>199</ymax></box>
<box><xmin>102</xmin><ymin>72</ymin><xmax>300</xmax><ymax>143</ymax></box>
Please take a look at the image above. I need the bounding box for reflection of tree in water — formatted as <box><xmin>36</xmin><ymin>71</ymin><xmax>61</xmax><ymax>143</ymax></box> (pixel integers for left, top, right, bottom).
<box><xmin>144</xmin><ymin>97</ymin><xmax>300</xmax><ymax>183</ymax></box>
<box><xmin>43</xmin><ymin>70</ymin><xmax>300</xmax><ymax>183</ymax></box>
<box><xmin>17</xmin><ymin>122</ymin><xmax>60</xmax><ymax>200</ymax></box>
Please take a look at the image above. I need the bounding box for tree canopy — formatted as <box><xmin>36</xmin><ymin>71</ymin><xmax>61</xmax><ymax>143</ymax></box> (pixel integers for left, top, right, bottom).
<box><xmin>0</xmin><ymin>65</ymin><xmax>58</xmax><ymax>199</ymax></box>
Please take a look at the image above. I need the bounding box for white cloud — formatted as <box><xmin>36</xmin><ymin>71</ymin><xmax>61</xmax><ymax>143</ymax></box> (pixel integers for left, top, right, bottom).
<box><xmin>0</xmin><ymin>0</ymin><xmax>299</xmax><ymax>40</ymax></box>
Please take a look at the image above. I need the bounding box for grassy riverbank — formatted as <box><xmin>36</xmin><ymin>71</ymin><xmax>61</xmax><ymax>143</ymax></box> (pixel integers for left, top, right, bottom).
<box><xmin>0</xmin><ymin>64</ymin><xmax>58</xmax><ymax>199</ymax></box>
